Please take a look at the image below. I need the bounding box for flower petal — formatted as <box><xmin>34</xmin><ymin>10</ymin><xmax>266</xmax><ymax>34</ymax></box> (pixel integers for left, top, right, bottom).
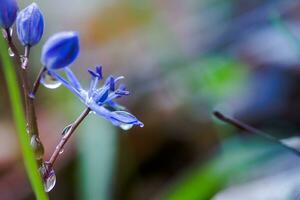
<box><xmin>49</xmin><ymin>70</ymin><xmax>85</xmax><ymax>102</ymax></box>
<box><xmin>110</xmin><ymin>111</ymin><xmax>144</xmax><ymax>127</ymax></box>
<box><xmin>90</xmin><ymin>105</ymin><xmax>143</xmax><ymax>127</ymax></box>
<box><xmin>64</xmin><ymin>67</ymin><xmax>82</xmax><ymax>91</ymax></box>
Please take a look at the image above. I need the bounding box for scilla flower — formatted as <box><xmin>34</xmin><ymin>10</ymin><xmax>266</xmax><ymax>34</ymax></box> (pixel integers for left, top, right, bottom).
<box><xmin>16</xmin><ymin>3</ymin><xmax>44</xmax><ymax>46</ymax></box>
<box><xmin>0</xmin><ymin>0</ymin><xmax>18</xmax><ymax>29</ymax></box>
<box><xmin>41</xmin><ymin>32</ymin><xmax>79</xmax><ymax>70</ymax></box>
<box><xmin>49</xmin><ymin>66</ymin><xmax>144</xmax><ymax>129</ymax></box>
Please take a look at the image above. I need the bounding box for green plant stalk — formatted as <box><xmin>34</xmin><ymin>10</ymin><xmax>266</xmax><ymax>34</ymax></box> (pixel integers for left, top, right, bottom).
<box><xmin>0</xmin><ymin>37</ymin><xmax>48</xmax><ymax>199</ymax></box>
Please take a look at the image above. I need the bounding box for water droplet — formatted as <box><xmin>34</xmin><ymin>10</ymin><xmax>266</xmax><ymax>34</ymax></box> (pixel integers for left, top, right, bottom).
<box><xmin>30</xmin><ymin>135</ymin><xmax>44</xmax><ymax>159</ymax></box>
<box><xmin>91</xmin><ymin>111</ymin><xmax>96</xmax><ymax>115</ymax></box>
<box><xmin>9</xmin><ymin>28</ymin><xmax>13</xmax><ymax>37</ymax></box>
<box><xmin>8</xmin><ymin>47</ymin><xmax>15</xmax><ymax>57</ymax></box>
<box><xmin>59</xmin><ymin>149</ymin><xmax>64</xmax><ymax>155</ymax></box>
<box><xmin>39</xmin><ymin>162</ymin><xmax>56</xmax><ymax>192</ymax></box>
<box><xmin>41</xmin><ymin>72</ymin><xmax>62</xmax><ymax>89</ymax></box>
<box><xmin>62</xmin><ymin>124</ymin><xmax>72</xmax><ymax>136</ymax></box>
<box><xmin>20</xmin><ymin>56</ymin><xmax>25</xmax><ymax>63</ymax></box>
<box><xmin>29</xmin><ymin>92</ymin><xmax>35</xmax><ymax>99</ymax></box>
<box><xmin>120</xmin><ymin>124</ymin><xmax>133</xmax><ymax>131</ymax></box>
<box><xmin>20</xmin><ymin>56</ymin><xmax>29</xmax><ymax>69</ymax></box>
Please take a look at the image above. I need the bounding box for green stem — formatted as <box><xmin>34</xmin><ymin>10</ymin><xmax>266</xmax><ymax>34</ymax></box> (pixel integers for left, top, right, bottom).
<box><xmin>0</xmin><ymin>36</ymin><xmax>48</xmax><ymax>199</ymax></box>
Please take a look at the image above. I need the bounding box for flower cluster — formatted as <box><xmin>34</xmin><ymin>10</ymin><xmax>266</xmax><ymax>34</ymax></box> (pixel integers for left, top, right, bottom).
<box><xmin>0</xmin><ymin>0</ymin><xmax>143</xmax><ymax>129</ymax></box>
<box><xmin>0</xmin><ymin>0</ymin><xmax>143</xmax><ymax>193</ymax></box>
<box><xmin>41</xmin><ymin>32</ymin><xmax>143</xmax><ymax>128</ymax></box>
<box><xmin>50</xmin><ymin>65</ymin><xmax>144</xmax><ymax>128</ymax></box>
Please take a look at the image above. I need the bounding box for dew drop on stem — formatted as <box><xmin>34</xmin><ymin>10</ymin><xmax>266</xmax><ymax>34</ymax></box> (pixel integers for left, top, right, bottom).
<box><xmin>39</xmin><ymin>162</ymin><xmax>56</xmax><ymax>192</ymax></box>
<box><xmin>8</xmin><ymin>47</ymin><xmax>15</xmax><ymax>57</ymax></box>
<box><xmin>62</xmin><ymin>124</ymin><xmax>72</xmax><ymax>136</ymax></box>
<box><xmin>9</xmin><ymin>28</ymin><xmax>13</xmax><ymax>37</ymax></box>
<box><xmin>30</xmin><ymin>135</ymin><xmax>44</xmax><ymax>160</ymax></box>
<box><xmin>40</xmin><ymin>72</ymin><xmax>62</xmax><ymax>89</ymax></box>
<box><xmin>59</xmin><ymin>149</ymin><xmax>64</xmax><ymax>155</ymax></box>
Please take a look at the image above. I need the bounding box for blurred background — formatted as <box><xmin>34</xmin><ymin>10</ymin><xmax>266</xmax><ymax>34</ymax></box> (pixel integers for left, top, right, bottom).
<box><xmin>2</xmin><ymin>0</ymin><xmax>300</xmax><ymax>199</ymax></box>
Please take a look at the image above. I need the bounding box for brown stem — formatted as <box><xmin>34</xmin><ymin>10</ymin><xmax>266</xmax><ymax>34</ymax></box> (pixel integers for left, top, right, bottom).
<box><xmin>213</xmin><ymin>110</ymin><xmax>300</xmax><ymax>156</ymax></box>
<box><xmin>5</xmin><ymin>29</ymin><xmax>44</xmax><ymax>159</ymax></box>
<box><xmin>30</xmin><ymin>66</ymin><xmax>46</xmax><ymax>98</ymax></box>
<box><xmin>48</xmin><ymin>107</ymin><xmax>91</xmax><ymax>166</ymax></box>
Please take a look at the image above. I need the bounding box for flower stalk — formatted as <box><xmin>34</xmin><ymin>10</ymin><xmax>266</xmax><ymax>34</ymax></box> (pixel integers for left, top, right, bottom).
<box><xmin>48</xmin><ymin>107</ymin><xmax>91</xmax><ymax>166</ymax></box>
<box><xmin>1</xmin><ymin>0</ymin><xmax>143</xmax><ymax>193</ymax></box>
<box><xmin>31</xmin><ymin>66</ymin><xmax>46</xmax><ymax>97</ymax></box>
<box><xmin>5</xmin><ymin>28</ymin><xmax>45</xmax><ymax>160</ymax></box>
<box><xmin>0</xmin><ymin>31</ymin><xmax>48</xmax><ymax>200</ymax></box>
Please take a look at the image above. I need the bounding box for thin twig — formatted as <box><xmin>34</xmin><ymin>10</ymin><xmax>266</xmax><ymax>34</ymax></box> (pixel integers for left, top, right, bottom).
<box><xmin>30</xmin><ymin>66</ymin><xmax>46</xmax><ymax>98</ymax></box>
<box><xmin>21</xmin><ymin>45</ymin><xmax>30</xmax><ymax>69</ymax></box>
<box><xmin>48</xmin><ymin>107</ymin><xmax>91</xmax><ymax>166</ymax></box>
<box><xmin>213</xmin><ymin>110</ymin><xmax>300</xmax><ymax>156</ymax></box>
<box><xmin>5</xmin><ymin>29</ymin><xmax>44</xmax><ymax>159</ymax></box>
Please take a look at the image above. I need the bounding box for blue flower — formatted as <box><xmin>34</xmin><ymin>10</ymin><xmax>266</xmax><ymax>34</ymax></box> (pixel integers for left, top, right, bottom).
<box><xmin>49</xmin><ymin>66</ymin><xmax>144</xmax><ymax>128</ymax></box>
<box><xmin>0</xmin><ymin>0</ymin><xmax>18</xmax><ymax>29</ymax></box>
<box><xmin>41</xmin><ymin>32</ymin><xmax>79</xmax><ymax>70</ymax></box>
<box><xmin>16</xmin><ymin>3</ymin><xmax>44</xmax><ymax>46</ymax></box>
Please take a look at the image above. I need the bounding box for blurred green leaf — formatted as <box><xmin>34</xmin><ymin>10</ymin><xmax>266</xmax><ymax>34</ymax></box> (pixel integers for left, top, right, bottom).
<box><xmin>76</xmin><ymin>110</ymin><xmax>117</xmax><ymax>200</ymax></box>
<box><xmin>0</xmin><ymin>36</ymin><xmax>48</xmax><ymax>199</ymax></box>
<box><xmin>160</xmin><ymin>136</ymin><xmax>283</xmax><ymax>200</ymax></box>
<box><xmin>182</xmin><ymin>56</ymin><xmax>248</xmax><ymax>102</ymax></box>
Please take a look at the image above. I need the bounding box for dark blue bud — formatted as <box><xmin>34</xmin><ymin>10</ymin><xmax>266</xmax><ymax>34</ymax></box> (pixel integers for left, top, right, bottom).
<box><xmin>16</xmin><ymin>3</ymin><xmax>44</xmax><ymax>46</ymax></box>
<box><xmin>0</xmin><ymin>0</ymin><xmax>18</xmax><ymax>29</ymax></box>
<box><xmin>41</xmin><ymin>32</ymin><xmax>80</xmax><ymax>70</ymax></box>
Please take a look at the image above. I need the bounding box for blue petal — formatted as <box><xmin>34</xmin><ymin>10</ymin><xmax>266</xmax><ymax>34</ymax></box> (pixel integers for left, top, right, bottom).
<box><xmin>48</xmin><ymin>70</ymin><xmax>85</xmax><ymax>102</ymax></box>
<box><xmin>105</xmin><ymin>101</ymin><xmax>126</xmax><ymax>111</ymax></box>
<box><xmin>88</xmin><ymin>77</ymin><xmax>98</xmax><ymax>97</ymax></box>
<box><xmin>64</xmin><ymin>67</ymin><xmax>82</xmax><ymax>92</ymax></box>
<box><xmin>110</xmin><ymin>111</ymin><xmax>144</xmax><ymax>127</ymax></box>
<box><xmin>90</xmin><ymin>105</ymin><xmax>143</xmax><ymax>127</ymax></box>
<box><xmin>105</xmin><ymin>76</ymin><xmax>115</xmax><ymax>91</ymax></box>
<box><xmin>94</xmin><ymin>87</ymin><xmax>110</xmax><ymax>104</ymax></box>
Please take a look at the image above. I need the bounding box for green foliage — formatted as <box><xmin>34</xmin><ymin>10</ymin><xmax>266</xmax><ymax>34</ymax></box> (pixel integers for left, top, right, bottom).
<box><xmin>0</xmin><ymin>36</ymin><xmax>48</xmax><ymax>200</ymax></box>
<box><xmin>160</xmin><ymin>137</ymin><xmax>281</xmax><ymax>200</ymax></box>
<box><xmin>184</xmin><ymin>56</ymin><xmax>248</xmax><ymax>102</ymax></box>
<box><xmin>76</xmin><ymin>103</ymin><xmax>117</xmax><ymax>200</ymax></box>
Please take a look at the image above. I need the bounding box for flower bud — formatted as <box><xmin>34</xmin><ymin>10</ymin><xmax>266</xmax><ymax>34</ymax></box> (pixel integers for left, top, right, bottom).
<box><xmin>16</xmin><ymin>3</ymin><xmax>44</xmax><ymax>46</ymax></box>
<box><xmin>41</xmin><ymin>32</ymin><xmax>80</xmax><ymax>70</ymax></box>
<box><xmin>0</xmin><ymin>0</ymin><xmax>18</xmax><ymax>29</ymax></box>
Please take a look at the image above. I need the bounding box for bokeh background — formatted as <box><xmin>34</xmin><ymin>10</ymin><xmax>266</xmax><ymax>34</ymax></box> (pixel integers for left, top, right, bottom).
<box><xmin>2</xmin><ymin>0</ymin><xmax>300</xmax><ymax>199</ymax></box>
